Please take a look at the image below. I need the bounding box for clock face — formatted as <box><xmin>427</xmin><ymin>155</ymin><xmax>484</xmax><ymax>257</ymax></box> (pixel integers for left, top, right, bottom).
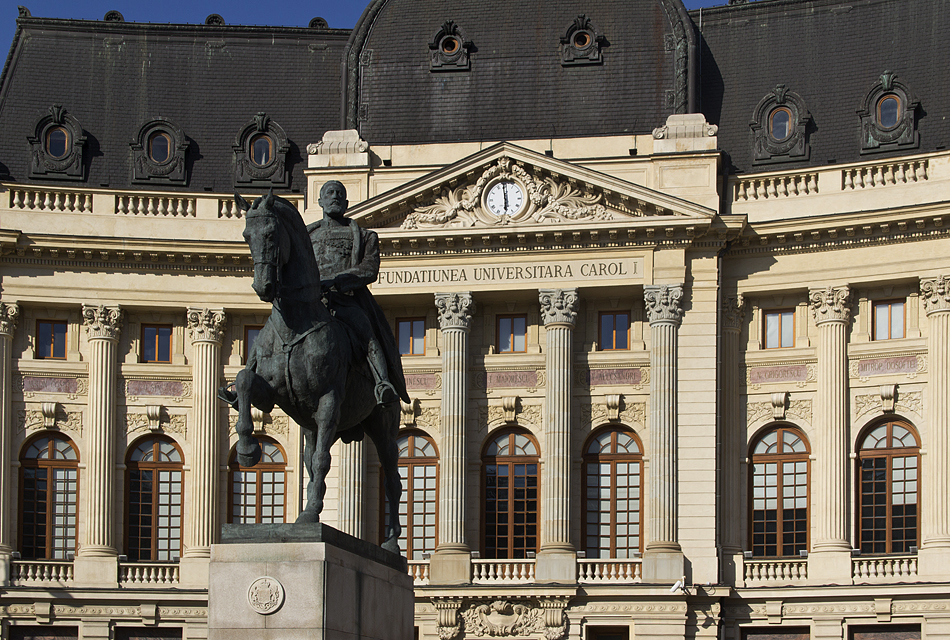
<box><xmin>485</xmin><ymin>181</ymin><xmax>525</xmax><ymax>217</ymax></box>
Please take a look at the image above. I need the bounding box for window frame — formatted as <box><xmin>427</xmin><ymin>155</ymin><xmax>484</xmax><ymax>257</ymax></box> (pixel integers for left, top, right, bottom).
<box><xmin>748</xmin><ymin>425</ymin><xmax>811</xmax><ymax>558</ymax></box>
<box><xmin>763</xmin><ymin>309</ymin><xmax>795</xmax><ymax>349</ymax></box>
<box><xmin>36</xmin><ymin>319</ymin><xmax>68</xmax><ymax>360</ymax></box>
<box><xmin>381</xmin><ymin>430</ymin><xmax>439</xmax><ymax>559</ymax></box>
<box><xmin>250</xmin><ymin>134</ymin><xmax>274</xmax><ymax>168</ymax></box>
<box><xmin>481</xmin><ymin>429</ymin><xmax>540</xmax><ymax>559</ymax></box>
<box><xmin>18</xmin><ymin>433</ymin><xmax>80</xmax><ymax>560</ymax></box>
<box><xmin>768</xmin><ymin>106</ymin><xmax>793</xmax><ymax>142</ymax></box>
<box><xmin>45</xmin><ymin>126</ymin><xmax>70</xmax><ymax>160</ymax></box>
<box><xmin>141</xmin><ymin>324</ymin><xmax>173</xmax><ymax>364</ymax></box>
<box><xmin>228</xmin><ymin>436</ymin><xmax>288</xmax><ymax>525</ymax></box>
<box><xmin>397</xmin><ymin>318</ymin><xmax>427</xmax><ymax>356</ymax></box>
<box><xmin>876</xmin><ymin>94</ymin><xmax>902</xmax><ymax>130</ymax></box>
<box><xmin>598</xmin><ymin>311</ymin><xmax>630</xmax><ymax>351</ymax></box>
<box><xmin>147</xmin><ymin>131</ymin><xmax>173</xmax><ymax>165</ymax></box>
<box><xmin>124</xmin><ymin>436</ymin><xmax>184</xmax><ymax>562</ymax></box>
<box><xmin>244</xmin><ymin>324</ymin><xmax>264</xmax><ymax>363</ymax></box>
<box><xmin>582</xmin><ymin>426</ymin><xmax>643</xmax><ymax>559</ymax></box>
<box><xmin>872</xmin><ymin>299</ymin><xmax>905</xmax><ymax>341</ymax></box>
<box><xmin>496</xmin><ymin>314</ymin><xmax>528</xmax><ymax>354</ymax></box>
<box><xmin>856</xmin><ymin>420</ymin><xmax>921</xmax><ymax>555</ymax></box>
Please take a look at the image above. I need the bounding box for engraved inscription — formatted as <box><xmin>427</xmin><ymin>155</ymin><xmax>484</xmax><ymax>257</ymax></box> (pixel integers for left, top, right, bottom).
<box><xmin>126</xmin><ymin>380</ymin><xmax>185</xmax><ymax>397</ymax></box>
<box><xmin>749</xmin><ymin>365</ymin><xmax>808</xmax><ymax>385</ymax></box>
<box><xmin>482</xmin><ymin>371</ymin><xmax>538</xmax><ymax>389</ymax></box>
<box><xmin>588</xmin><ymin>369</ymin><xmax>642</xmax><ymax>386</ymax></box>
<box><xmin>405</xmin><ymin>373</ymin><xmax>439</xmax><ymax>390</ymax></box>
<box><xmin>856</xmin><ymin>356</ymin><xmax>919</xmax><ymax>378</ymax></box>
<box><xmin>22</xmin><ymin>377</ymin><xmax>79</xmax><ymax>394</ymax></box>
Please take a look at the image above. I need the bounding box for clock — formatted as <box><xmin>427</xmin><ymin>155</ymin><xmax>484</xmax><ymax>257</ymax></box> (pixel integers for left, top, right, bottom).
<box><xmin>485</xmin><ymin>180</ymin><xmax>526</xmax><ymax>217</ymax></box>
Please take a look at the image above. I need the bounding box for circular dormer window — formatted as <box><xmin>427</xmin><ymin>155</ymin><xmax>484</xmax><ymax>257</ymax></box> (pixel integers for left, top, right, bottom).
<box><xmin>440</xmin><ymin>35</ymin><xmax>461</xmax><ymax>56</ymax></box>
<box><xmin>572</xmin><ymin>30</ymin><xmax>593</xmax><ymax>50</ymax></box>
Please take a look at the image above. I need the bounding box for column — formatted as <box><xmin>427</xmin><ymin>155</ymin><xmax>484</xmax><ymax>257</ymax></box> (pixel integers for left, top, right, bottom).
<box><xmin>0</xmin><ymin>302</ymin><xmax>19</xmax><ymax>586</ymax></box>
<box><xmin>808</xmin><ymin>285</ymin><xmax>852</xmax><ymax>583</ymax></box>
<box><xmin>643</xmin><ymin>284</ymin><xmax>684</xmax><ymax>582</ymax></box>
<box><xmin>919</xmin><ymin>275</ymin><xmax>950</xmax><ymax>577</ymax></box>
<box><xmin>429</xmin><ymin>292</ymin><xmax>474</xmax><ymax>585</ymax></box>
<box><xmin>181</xmin><ymin>308</ymin><xmax>225</xmax><ymax>586</ymax></box>
<box><xmin>75</xmin><ymin>304</ymin><xmax>122</xmax><ymax>587</ymax></box>
<box><xmin>337</xmin><ymin>440</ymin><xmax>364</xmax><ymax>538</ymax></box>
<box><xmin>719</xmin><ymin>295</ymin><xmax>745</xmax><ymax>585</ymax></box>
<box><xmin>536</xmin><ymin>289</ymin><xmax>579</xmax><ymax>583</ymax></box>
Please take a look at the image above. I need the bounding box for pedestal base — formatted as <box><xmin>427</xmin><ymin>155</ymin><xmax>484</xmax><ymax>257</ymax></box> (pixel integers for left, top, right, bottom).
<box><xmin>917</xmin><ymin>546</ymin><xmax>950</xmax><ymax>580</ymax></box>
<box><xmin>209</xmin><ymin>523</ymin><xmax>413</xmax><ymax>640</ymax></box>
<box><xmin>73</xmin><ymin>555</ymin><xmax>118</xmax><ymax>588</ymax></box>
<box><xmin>428</xmin><ymin>545</ymin><xmax>471</xmax><ymax>585</ymax></box>
<box><xmin>807</xmin><ymin>549</ymin><xmax>852</xmax><ymax>585</ymax></box>
<box><xmin>535</xmin><ymin>550</ymin><xmax>576</xmax><ymax>584</ymax></box>
<box><xmin>641</xmin><ymin>550</ymin><xmax>684</xmax><ymax>583</ymax></box>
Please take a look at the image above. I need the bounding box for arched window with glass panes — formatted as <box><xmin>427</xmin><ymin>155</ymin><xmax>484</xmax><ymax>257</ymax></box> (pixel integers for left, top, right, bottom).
<box><xmin>19</xmin><ymin>434</ymin><xmax>79</xmax><ymax>559</ymax></box>
<box><xmin>482</xmin><ymin>429</ymin><xmax>539</xmax><ymax>559</ymax></box>
<box><xmin>125</xmin><ymin>436</ymin><xmax>183</xmax><ymax>562</ymax></box>
<box><xmin>382</xmin><ymin>431</ymin><xmax>438</xmax><ymax>559</ymax></box>
<box><xmin>749</xmin><ymin>425</ymin><xmax>810</xmax><ymax>557</ymax></box>
<box><xmin>229</xmin><ymin>438</ymin><xmax>287</xmax><ymax>524</ymax></box>
<box><xmin>857</xmin><ymin>420</ymin><xmax>920</xmax><ymax>554</ymax></box>
<box><xmin>583</xmin><ymin>426</ymin><xmax>643</xmax><ymax>558</ymax></box>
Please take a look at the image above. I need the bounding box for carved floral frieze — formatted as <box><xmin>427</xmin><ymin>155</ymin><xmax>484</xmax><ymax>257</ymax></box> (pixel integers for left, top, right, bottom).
<box><xmin>746</xmin><ymin>399</ymin><xmax>813</xmax><ymax>427</ymax></box>
<box><xmin>17</xmin><ymin>407</ymin><xmax>83</xmax><ymax>435</ymax></box>
<box><xmin>479</xmin><ymin>403</ymin><xmax>541</xmax><ymax>429</ymax></box>
<box><xmin>459</xmin><ymin>600</ymin><xmax>567</xmax><ymax>640</ymax></box>
<box><xmin>854</xmin><ymin>390</ymin><xmax>923</xmax><ymax>419</ymax></box>
<box><xmin>578</xmin><ymin>400</ymin><xmax>646</xmax><ymax>428</ymax></box>
<box><xmin>126</xmin><ymin>411</ymin><xmax>187</xmax><ymax>436</ymax></box>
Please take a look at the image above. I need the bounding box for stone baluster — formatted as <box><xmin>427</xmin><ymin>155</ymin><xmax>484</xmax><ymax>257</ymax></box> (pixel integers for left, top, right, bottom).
<box><xmin>536</xmin><ymin>289</ymin><xmax>579</xmax><ymax>582</ymax></box>
<box><xmin>643</xmin><ymin>284</ymin><xmax>684</xmax><ymax>582</ymax></box>
<box><xmin>920</xmin><ymin>276</ymin><xmax>950</xmax><ymax>576</ymax></box>
<box><xmin>75</xmin><ymin>305</ymin><xmax>122</xmax><ymax>586</ymax></box>
<box><xmin>720</xmin><ymin>295</ymin><xmax>745</xmax><ymax>584</ymax></box>
<box><xmin>0</xmin><ymin>302</ymin><xmax>19</xmax><ymax>586</ymax></box>
<box><xmin>430</xmin><ymin>292</ymin><xmax>474</xmax><ymax>584</ymax></box>
<box><xmin>808</xmin><ymin>286</ymin><xmax>852</xmax><ymax>582</ymax></box>
<box><xmin>182</xmin><ymin>309</ymin><xmax>226</xmax><ymax>573</ymax></box>
<box><xmin>337</xmin><ymin>440</ymin><xmax>365</xmax><ymax>538</ymax></box>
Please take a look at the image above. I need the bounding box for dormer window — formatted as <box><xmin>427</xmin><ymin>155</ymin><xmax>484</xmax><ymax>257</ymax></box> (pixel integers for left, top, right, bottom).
<box><xmin>46</xmin><ymin>127</ymin><xmax>69</xmax><ymax>159</ymax></box>
<box><xmin>769</xmin><ymin>107</ymin><xmax>792</xmax><ymax>142</ymax></box>
<box><xmin>877</xmin><ymin>95</ymin><xmax>901</xmax><ymax>130</ymax></box>
<box><xmin>429</xmin><ymin>21</ymin><xmax>472</xmax><ymax>72</ymax></box>
<box><xmin>148</xmin><ymin>132</ymin><xmax>172</xmax><ymax>164</ymax></box>
<box><xmin>232</xmin><ymin>112</ymin><xmax>289</xmax><ymax>188</ymax></box>
<box><xmin>130</xmin><ymin>118</ymin><xmax>189</xmax><ymax>185</ymax></box>
<box><xmin>28</xmin><ymin>105</ymin><xmax>86</xmax><ymax>181</ymax></box>
<box><xmin>857</xmin><ymin>71</ymin><xmax>919</xmax><ymax>154</ymax></box>
<box><xmin>251</xmin><ymin>134</ymin><xmax>273</xmax><ymax>167</ymax></box>
<box><xmin>750</xmin><ymin>85</ymin><xmax>810</xmax><ymax>165</ymax></box>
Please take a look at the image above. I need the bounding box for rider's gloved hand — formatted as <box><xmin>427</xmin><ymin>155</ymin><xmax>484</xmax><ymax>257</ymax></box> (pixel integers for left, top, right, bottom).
<box><xmin>333</xmin><ymin>272</ymin><xmax>362</xmax><ymax>293</ymax></box>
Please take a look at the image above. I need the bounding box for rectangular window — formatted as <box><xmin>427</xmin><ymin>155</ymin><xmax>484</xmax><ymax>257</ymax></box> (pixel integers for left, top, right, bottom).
<box><xmin>764</xmin><ymin>310</ymin><xmax>795</xmax><ymax>349</ymax></box>
<box><xmin>141</xmin><ymin>325</ymin><xmax>172</xmax><ymax>363</ymax></box>
<box><xmin>599</xmin><ymin>312</ymin><xmax>630</xmax><ymax>350</ymax></box>
<box><xmin>497</xmin><ymin>315</ymin><xmax>527</xmax><ymax>353</ymax></box>
<box><xmin>874</xmin><ymin>300</ymin><xmax>905</xmax><ymax>340</ymax></box>
<box><xmin>37</xmin><ymin>320</ymin><xmax>67</xmax><ymax>359</ymax></box>
<box><xmin>397</xmin><ymin>318</ymin><xmax>426</xmax><ymax>356</ymax></box>
<box><xmin>244</xmin><ymin>325</ymin><xmax>263</xmax><ymax>362</ymax></box>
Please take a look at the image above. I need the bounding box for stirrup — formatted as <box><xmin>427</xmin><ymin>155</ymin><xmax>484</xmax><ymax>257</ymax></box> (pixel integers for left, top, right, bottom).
<box><xmin>375</xmin><ymin>381</ymin><xmax>398</xmax><ymax>405</ymax></box>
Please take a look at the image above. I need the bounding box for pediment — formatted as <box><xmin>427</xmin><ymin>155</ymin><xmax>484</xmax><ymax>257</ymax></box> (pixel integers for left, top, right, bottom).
<box><xmin>347</xmin><ymin>142</ymin><xmax>715</xmax><ymax>232</ymax></box>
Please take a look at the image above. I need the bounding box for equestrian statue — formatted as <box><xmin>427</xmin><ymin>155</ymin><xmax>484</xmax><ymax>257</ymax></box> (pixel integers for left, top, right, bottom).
<box><xmin>219</xmin><ymin>182</ymin><xmax>409</xmax><ymax>553</ymax></box>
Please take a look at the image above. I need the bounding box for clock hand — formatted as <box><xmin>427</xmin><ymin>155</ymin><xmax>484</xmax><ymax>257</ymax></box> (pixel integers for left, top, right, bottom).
<box><xmin>503</xmin><ymin>183</ymin><xmax>509</xmax><ymax>213</ymax></box>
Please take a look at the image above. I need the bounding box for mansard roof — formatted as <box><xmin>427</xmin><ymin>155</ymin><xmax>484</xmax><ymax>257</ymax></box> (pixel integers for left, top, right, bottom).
<box><xmin>0</xmin><ymin>14</ymin><xmax>349</xmax><ymax>192</ymax></box>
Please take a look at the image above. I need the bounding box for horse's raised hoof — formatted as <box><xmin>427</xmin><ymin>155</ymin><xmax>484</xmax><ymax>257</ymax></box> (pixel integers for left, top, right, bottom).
<box><xmin>236</xmin><ymin>442</ymin><xmax>262</xmax><ymax>467</ymax></box>
<box><xmin>217</xmin><ymin>385</ymin><xmax>239</xmax><ymax>410</ymax></box>
<box><xmin>295</xmin><ymin>509</ymin><xmax>319</xmax><ymax>524</ymax></box>
<box><xmin>382</xmin><ymin>537</ymin><xmax>401</xmax><ymax>555</ymax></box>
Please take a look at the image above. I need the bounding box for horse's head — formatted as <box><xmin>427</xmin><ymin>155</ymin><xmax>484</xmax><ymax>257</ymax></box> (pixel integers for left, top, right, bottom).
<box><xmin>238</xmin><ymin>190</ymin><xmax>289</xmax><ymax>302</ymax></box>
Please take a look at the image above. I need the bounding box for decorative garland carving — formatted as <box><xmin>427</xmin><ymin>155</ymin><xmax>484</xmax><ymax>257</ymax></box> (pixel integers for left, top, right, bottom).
<box><xmin>746</xmin><ymin>399</ymin><xmax>812</xmax><ymax>427</ymax></box>
<box><xmin>126</xmin><ymin>412</ymin><xmax>186</xmax><ymax>436</ymax></box>
<box><xmin>459</xmin><ymin>601</ymin><xmax>567</xmax><ymax>640</ymax></box>
<box><xmin>17</xmin><ymin>408</ymin><xmax>83</xmax><ymax>435</ymax></box>
<box><xmin>578</xmin><ymin>400</ymin><xmax>646</xmax><ymax>428</ymax></box>
<box><xmin>855</xmin><ymin>390</ymin><xmax>922</xmax><ymax>418</ymax></box>
<box><xmin>228</xmin><ymin>413</ymin><xmax>288</xmax><ymax>436</ymax></box>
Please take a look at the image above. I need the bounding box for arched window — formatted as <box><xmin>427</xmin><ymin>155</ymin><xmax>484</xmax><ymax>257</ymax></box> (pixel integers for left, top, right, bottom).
<box><xmin>229</xmin><ymin>437</ymin><xmax>287</xmax><ymax>524</ymax></box>
<box><xmin>382</xmin><ymin>431</ymin><xmax>438</xmax><ymax>559</ymax></box>
<box><xmin>482</xmin><ymin>430</ymin><xmax>539</xmax><ymax>559</ymax></box>
<box><xmin>19</xmin><ymin>434</ymin><xmax>79</xmax><ymax>559</ymax></box>
<box><xmin>583</xmin><ymin>427</ymin><xmax>643</xmax><ymax>558</ymax></box>
<box><xmin>857</xmin><ymin>420</ymin><xmax>920</xmax><ymax>554</ymax></box>
<box><xmin>126</xmin><ymin>436</ymin><xmax>183</xmax><ymax>562</ymax></box>
<box><xmin>750</xmin><ymin>426</ymin><xmax>810</xmax><ymax>557</ymax></box>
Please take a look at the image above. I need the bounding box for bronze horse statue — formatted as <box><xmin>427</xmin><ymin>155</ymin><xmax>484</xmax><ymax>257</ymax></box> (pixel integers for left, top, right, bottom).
<box><xmin>221</xmin><ymin>191</ymin><xmax>402</xmax><ymax>553</ymax></box>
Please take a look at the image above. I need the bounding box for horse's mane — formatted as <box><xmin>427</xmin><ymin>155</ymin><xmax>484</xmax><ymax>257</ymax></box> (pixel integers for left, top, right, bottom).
<box><xmin>268</xmin><ymin>195</ymin><xmax>321</xmax><ymax>288</ymax></box>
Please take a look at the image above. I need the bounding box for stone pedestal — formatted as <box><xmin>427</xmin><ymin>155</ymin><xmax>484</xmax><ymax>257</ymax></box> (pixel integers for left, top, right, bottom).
<box><xmin>210</xmin><ymin>523</ymin><xmax>413</xmax><ymax>640</ymax></box>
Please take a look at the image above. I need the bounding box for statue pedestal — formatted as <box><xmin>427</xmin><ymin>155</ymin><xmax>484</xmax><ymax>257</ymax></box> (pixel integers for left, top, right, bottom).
<box><xmin>209</xmin><ymin>523</ymin><xmax>413</xmax><ymax>640</ymax></box>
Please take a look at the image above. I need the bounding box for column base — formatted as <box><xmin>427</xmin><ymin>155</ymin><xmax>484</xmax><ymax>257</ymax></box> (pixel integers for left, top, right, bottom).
<box><xmin>917</xmin><ymin>546</ymin><xmax>950</xmax><ymax>580</ymax></box>
<box><xmin>807</xmin><ymin>549</ymin><xmax>852</xmax><ymax>585</ymax></box>
<box><xmin>179</xmin><ymin>555</ymin><xmax>211</xmax><ymax>588</ymax></box>
<box><xmin>535</xmin><ymin>549</ymin><xmax>576</xmax><ymax>584</ymax></box>
<box><xmin>73</xmin><ymin>555</ymin><xmax>118</xmax><ymax>588</ymax></box>
<box><xmin>722</xmin><ymin>551</ymin><xmax>743</xmax><ymax>587</ymax></box>
<box><xmin>0</xmin><ymin>549</ymin><xmax>10</xmax><ymax>587</ymax></box>
<box><xmin>429</xmin><ymin>545</ymin><xmax>471</xmax><ymax>585</ymax></box>
<box><xmin>641</xmin><ymin>549</ymin><xmax>684</xmax><ymax>583</ymax></box>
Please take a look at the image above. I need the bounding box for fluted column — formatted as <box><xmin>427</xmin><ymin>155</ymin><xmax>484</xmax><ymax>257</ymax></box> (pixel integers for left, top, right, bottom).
<box><xmin>337</xmin><ymin>440</ymin><xmax>364</xmax><ymax>538</ymax></box>
<box><xmin>79</xmin><ymin>305</ymin><xmax>123</xmax><ymax>557</ymax></box>
<box><xmin>921</xmin><ymin>276</ymin><xmax>950</xmax><ymax>558</ymax></box>
<box><xmin>720</xmin><ymin>295</ymin><xmax>745</xmax><ymax>583</ymax></box>
<box><xmin>539</xmin><ymin>289</ymin><xmax>578</xmax><ymax>552</ymax></box>
<box><xmin>429</xmin><ymin>292</ymin><xmax>474</xmax><ymax>584</ymax></box>
<box><xmin>183</xmin><ymin>308</ymin><xmax>226</xmax><ymax>558</ymax></box>
<box><xmin>0</xmin><ymin>302</ymin><xmax>19</xmax><ymax>585</ymax></box>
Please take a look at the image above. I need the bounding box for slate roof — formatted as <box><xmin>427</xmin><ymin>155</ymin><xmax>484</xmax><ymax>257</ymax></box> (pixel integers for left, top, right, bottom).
<box><xmin>351</xmin><ymin>0</ymin><xmax>687</xmax><ymax>146</ymax></box>
<box><xmin>694</xmin><ymin>0</ymin><xmax>950</xmax><ymax>175</ymax></box>
<box><xmin>0</xmin><ymin>16</ymin><xmax>350</xmax><ymax>192</ymax></box>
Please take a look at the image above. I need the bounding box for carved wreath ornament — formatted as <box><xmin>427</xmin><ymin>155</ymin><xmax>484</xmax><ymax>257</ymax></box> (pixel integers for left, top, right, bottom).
<box><xmin>401</xmin><ymin>157</ymin><xmax>611</xmax><ymax>229</ymax></box>
<box><xmin>460</xmin><ymin>601</ymin><xmax>567</xmax><ymax>640</ymax></box>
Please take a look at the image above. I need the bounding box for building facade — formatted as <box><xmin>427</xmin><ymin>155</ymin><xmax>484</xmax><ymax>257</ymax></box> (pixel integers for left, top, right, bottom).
<box><xmin>0</xmin><ymin>1</ymin><xmax>949</xmax><ymax>640</ymax></box>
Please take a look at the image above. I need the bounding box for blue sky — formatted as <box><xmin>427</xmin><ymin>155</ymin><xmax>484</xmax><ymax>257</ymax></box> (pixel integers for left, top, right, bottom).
<box><xmin>1</xmin><ymin>0</ymin><xmax>728</xmax><ymax>54</ymax></box>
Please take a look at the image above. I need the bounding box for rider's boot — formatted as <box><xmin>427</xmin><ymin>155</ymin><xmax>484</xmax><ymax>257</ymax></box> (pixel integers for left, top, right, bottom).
<box><xmin>367</xmin><ymin>339</ymin><xmax>399</xmax><ymax>405</ymax></box>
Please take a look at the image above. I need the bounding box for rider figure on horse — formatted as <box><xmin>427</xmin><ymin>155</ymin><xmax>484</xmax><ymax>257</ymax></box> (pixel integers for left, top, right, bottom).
<box><xmin>307</xmin><ymin>180</ymin><xmax>409</xmax><ymax>407</ymax></box>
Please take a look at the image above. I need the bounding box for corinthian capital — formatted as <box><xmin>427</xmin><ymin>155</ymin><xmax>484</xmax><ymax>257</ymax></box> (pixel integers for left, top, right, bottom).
<box><xmin>187</xmin><ymin>308</ymin><xmax>227</xmax><ymax>343</ymax></box>
<box><xmin>721</xmin><ymin>294</ymin><xmax>745</xmax><ymax>331</ymax></box>
<box><xmin>539</xmin><ymin>288</ymin><xmax>579</xmax><ymax>327</ymax></box>
<box><xmin>809</xmin><ymin>286</ymin><xmax>851</xmax><ymax>324</ymax></box>
<box><xmin>644</xmin><ymin>284</ymin><xmax>684</xmax><ymax>325</ymax></box>
<box><xmin>82</xmin><ymin>304</ymin><xmax>123</xmax><ymax>340</ymax></box>
<box><xmin>921</xmin><ymin>275</ymin><xmax>950</xmax><ymax>315</ymax></box>
<box><xmin>0</xmin><ymin>301</ymin><xmax>20</xmax><ymax>337</ymax></box>
<box><xmin>435</xmin><ymin>292</ymin><xmax>475</xmax><ymax>330</ymax></box>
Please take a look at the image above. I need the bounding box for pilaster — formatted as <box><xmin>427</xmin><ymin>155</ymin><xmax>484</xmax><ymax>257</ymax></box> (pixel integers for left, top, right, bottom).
<box><xmin>719</xmin><ymin>295</ymin><xmax>745</xmax><ymax>585</ymax></box>
<box><xmin>0</xmin><ymin>302</ymin><xmax>19</xmax><ymax>586</ymax></box>
<box><xmin>808</xmin><ymin>286</ymin><xmax>853</xmax><ymax>583</ymax></box>
<box><xmin>536</xmin><ymin>288</ymin><xmax>578</xmax><ymax>583</ymax></box>
<box><xmin>643</xmin><ymin>284</ymin><xmax>684</xmax><ymax>582</ymax></box>
<box><xmin>430</xmin><ymin>292</ymin><xmax>474</xmax><ymax>584</ymax></box>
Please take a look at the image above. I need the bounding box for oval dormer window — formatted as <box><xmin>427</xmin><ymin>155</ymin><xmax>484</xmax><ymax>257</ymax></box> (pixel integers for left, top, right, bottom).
<box><xmin>148</xmin><ymin>132</ymin><xmax>172</xmax><ymax>164</ymax></box>
<box><xmin>46</xmin><ymin>127</ymin><xmax>69</xmax><ymax>159</ymax></box>
<box><xmin>769</xmin><ymin>107</ymin><xmax>792</xmax><ymax>142</ymax></box>
<box><xmin>251</xmin><ymin>134</ymin><xmax>273</xmax><ymax>167</ymax></box>
<box><xmin>877</xmin><ymin>95</ymin><xmax>901</xmax><ymax>129</ymax></box>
